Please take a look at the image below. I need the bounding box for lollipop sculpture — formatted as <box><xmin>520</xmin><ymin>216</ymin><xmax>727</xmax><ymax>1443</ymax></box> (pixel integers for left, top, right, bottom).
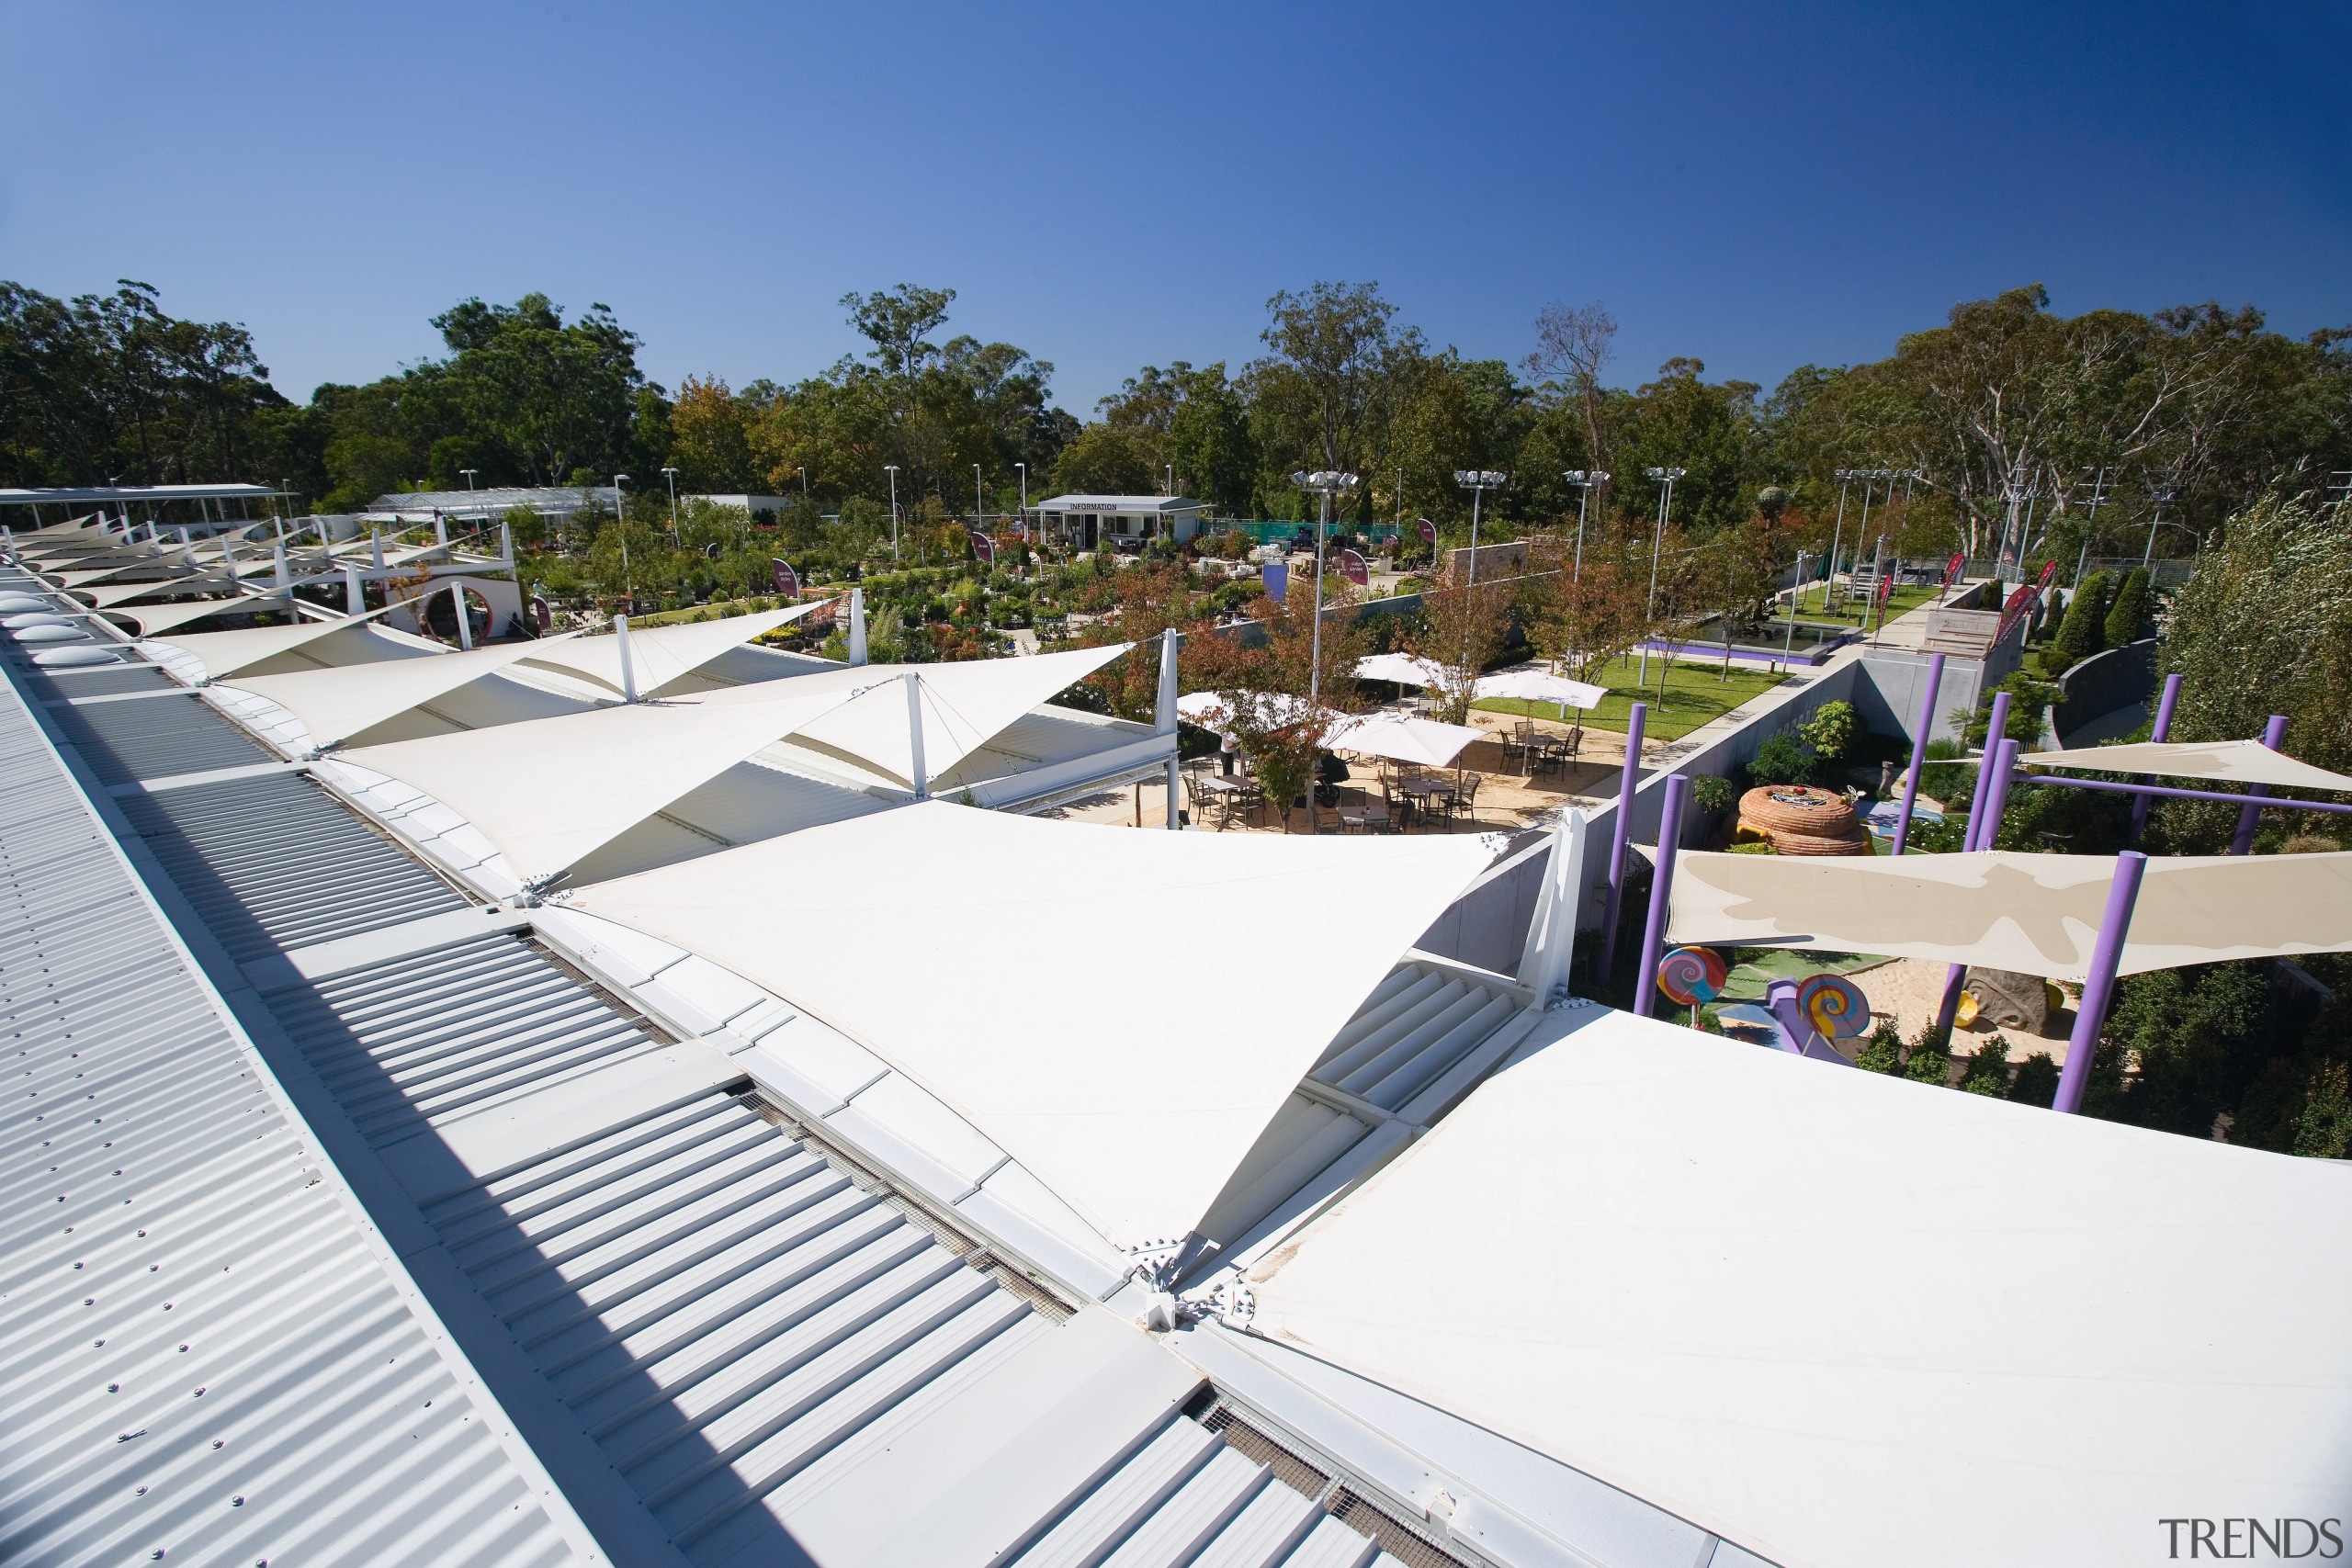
<box><xmin>1656</xmin><ymin>946</ymin><xmax>1728</xmax><ymax>1028</ymax></box>
<box><xmin>1796</xmin><ymin>973</ymin><xmax>1870</xmax><ymax>1042</ymax></box>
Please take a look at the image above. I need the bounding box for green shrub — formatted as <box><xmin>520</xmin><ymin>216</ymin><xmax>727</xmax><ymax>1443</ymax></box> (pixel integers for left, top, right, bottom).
<box><xmin>1726</xmin><ymin>840</ymin><xmax>1777</xmax><ymax>855</ymax></box>
<box><xmin>1690</xmin><ymin>774</ymin><xmax>1737</xmax><ymax>815</ymax></box>
<box><xmin>1797</xmin><ymin>700</ymin><xmax>1860</xmax><ymax>761</ymax></box>
<box><xmin>1904</xmin><ymin>1022</ymin><xmax>1954</xmax><ymax>1084</ymax></box>
<box><xmin>2008</xmin><ymin>1051</ymin><xmax>2061</xmax><ymax>1108</ymax></box>
<box><xmin>1960</xmin><ymin>1035</ymin><xmax>2012</xmax><ymax>1095</ymax></box>
<box><xmin>1747</xmin><ymin>731</ymin><xmax>1815</xmax><ymax>787</ymax></box>
<box><xmin>2103</xmin><ymin>566</ymin><xmax>2151</xmax><ymax>647</ymax></box>
<box><xmin>2050</xmin><ymin>570</ymin><xmax>2113</xmax><ymax>670</ymax></box>
<box><xmin>1855</xmin><ymin>1020</ymin><xmax>1903</xmax><ymax>1074</ymax></box>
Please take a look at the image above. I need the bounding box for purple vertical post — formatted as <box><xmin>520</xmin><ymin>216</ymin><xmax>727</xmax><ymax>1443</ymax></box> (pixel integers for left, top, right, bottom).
<box><xmin>1934</xmin><ymin>707</ymin><xmax>2018</xmax><ymax>1036</ymax></box>
<box><xmin>2053</xmin><ymin>851</ymin><xmax>2148</xmax><ymax>1114</ymax></box>
<box><xmin>1764</xmin><ymin>978</ymin><xmax>1809</xmax><ymax>1055</ymax></box>
<box><xmin>2129</xmin><ymin>672</ymin><xmax>2181</xmax><ymax>842</ymax></box>
<box><xmin>1597</xmin><ymin>701</ymin><xmax>1649</xmax><ymax>982</ymax></box>
<box><xmin>2228</xmin><ymin>714</ymin><xmax>2289</xmax><ymax>856</ymax></box>
<box><xmin>1630</xmin><ymin>773</ymin><xmax>1690</xmax><ymax>1020</ymax></box>
<box><xmin>1890</xmin><ymin>652</ymin><xmax>1946</xmax><ymax>855</ymax></box>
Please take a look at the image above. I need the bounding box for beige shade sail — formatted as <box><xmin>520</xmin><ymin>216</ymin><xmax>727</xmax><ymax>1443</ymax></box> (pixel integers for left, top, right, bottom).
<box><xmin>141</xmin><ymin>604</ymin><xmax>442</xmax><ymax>681</ymax></box>
<box><xmin>222</xmin><ymin>632</ymin><xmax>583</xmax><ymax>749</ymax></box>
<box><xmin>339</xmin><ymin>677</ymin><xmax>868</xmax><ymax>886</ymax></box>
<box><xmin>1667</xmin><ymin>848</ymin><xmax>2352</xmax><ymax>976</ymax></box>
<box><xmin>786</xmin><ymin>642</ymin><xmax>1132</xmax><ymax>788</ymax></box>
<box><xmin>514</xmin><ymin>602</ymin><xmax>825</xmax><ymax>697</ymax></box>
<box><xmin>79</xmin><ymin>574</ymin><xmax>237</xmax><ymax>608</ymax></box>
<box><xmin>566</xmin><ymin>799</ymin><xmax>1495</xmax><ymax>1248</ymax></box>
<box><xmin>2019</xmin><ymin>738</ymin><xmax>2352</xmax><ymax>793</ymax></box>
<box><xmin>1244</xmin><ymin>1007</ymin><xmax>2352</xmax><ymax>1568</ymax></box>
<box><xmin>108</xmin><ymin>593</ymin><xmax>291</xmax><ymax>637</ymax></box>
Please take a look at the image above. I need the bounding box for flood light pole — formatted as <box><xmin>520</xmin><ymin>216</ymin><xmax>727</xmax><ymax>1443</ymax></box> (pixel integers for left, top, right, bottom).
<box><xmin>1637</xmin><ymin>467</ymin><xmax>1684</xmax><ymax>684</ymax></box>
<box><xmin>1563</xmin><ymin>469</ymin><xmax>1607</xmax><ymax>581</ymax></box>
<box><xmin>662</xmin><ymin>467</ymin><xmax>680</xmax><ymax>547</ymax></box>
<box><xmin>1292</xmin><ymin>469</ymin><xmax>1357</xmax><ymax>721</ymax></box>
<box><xmin>884</xmin><ymin>466</ymin><xmax>900</xmax><ymax>561</ymax></box>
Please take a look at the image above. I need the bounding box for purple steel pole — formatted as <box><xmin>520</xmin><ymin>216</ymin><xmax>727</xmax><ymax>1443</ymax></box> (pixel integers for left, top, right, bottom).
<box><xmin>2228</xmin><ymin>715</ymin><xmax>2290</xmax><ymax>855</ymax></box>
<box><xmin>1629</xmin><ymin>773</ymin><xmax>1690</xmax><ymax>1020</ymax></box>
<box><xmin>1596</xmin><ymin>702</ymin><xmax>1649</xmax><ymax>982</ymax></box>
<box><xmin>1934</xmin><ymin>715</ymin><xmax>2018</xmax><ymax>1036</ymax></box>
<box><xmin>2128</xmin><ymin>673</ymin><xmax>2181</xmax><ymax>842</ymax></box>
<box><xmin>1890</xmin><ymin>652</ymin><xmax>1946</xmax><ymax>855</ymax></box>
<box><xmin>2052</xmin><ymin>851</ymin><xmax>2148</xmax><ymax>1115</ymax></box>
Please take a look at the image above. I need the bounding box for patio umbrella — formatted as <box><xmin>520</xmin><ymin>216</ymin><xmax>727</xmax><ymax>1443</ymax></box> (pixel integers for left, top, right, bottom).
<box><xmin>1473</xmin><ymin>667</ymin><xmax>1607</xmax><ymax>711</ymax></box>
<box><xmin>1353</xmin><ymin>652</ymin><xmax>1448</xmax><ymax>687</ymax></box>
<box><xmin>1327</xmin><ymin>713</ymin><xmax>1487</xmax><ymax>768</ymax></box>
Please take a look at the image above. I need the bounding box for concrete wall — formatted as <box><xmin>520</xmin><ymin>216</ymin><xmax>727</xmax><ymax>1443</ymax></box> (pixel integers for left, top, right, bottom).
<box><xmin>2052</xmin><ymin>638</ymin><xmax>2158</xmax><ymax>743</ymax></box>
<box><xmin>1850</xmin><ymin>649</ymin><xmax>1983</xmax><ymax>748</ymax></box>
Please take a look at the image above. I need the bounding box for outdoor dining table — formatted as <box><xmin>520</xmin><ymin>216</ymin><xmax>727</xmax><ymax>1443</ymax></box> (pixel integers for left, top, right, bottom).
<box><xmin>1391</xmin><ymin>774</ymin><xmax>1457</xmax><ymax>831</ymax></box>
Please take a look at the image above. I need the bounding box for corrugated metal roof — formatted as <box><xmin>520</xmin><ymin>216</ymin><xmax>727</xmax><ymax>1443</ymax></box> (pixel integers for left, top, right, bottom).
<box><xmin>45</xmin><ymin>689</ymin><xmax>271</xmax><ymax>785</ymax></box>
<box><xmin>0</xmin><ymin>627</ymin><xmax>589</xmax><ymax>1567</ymax></box>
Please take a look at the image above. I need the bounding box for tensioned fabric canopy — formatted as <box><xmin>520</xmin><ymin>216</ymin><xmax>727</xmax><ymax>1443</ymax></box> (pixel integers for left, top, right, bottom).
<box><xmin>222</xmin><ymin>632</ymin><xmax>584</xmax><ymax>749</ymax></box>
<box><xmin>108</xmin><ymin>592</ymin><xmax>290</xmax><ymax>637</ymax></box>
<box><xmin>514</xmin><ymin>603</ymin><xmax>823</xmax><ymax>697</ymax></box>
<box><xmin>80</xmin><ymin>574</ymin><xmax>236</xmax><ymax>608</ymax></box>
<box><xmin>2019</xmin><ymin>738</ymin><xmax>2352</xmax><ymax>794</ymax></box>
<box><xmin>785</xmin><ymin>642</ymin><xmax>1132</xmax><ymax>788</ymax></box>
<box><xmin>1666</xmin><ymin>848</ymin><xmax>2352</xmax><ymax>976</ymax></box>
<box><xmin>339</xmin><ymin>675</ymin><xmax>870</xmax><ymax>886</ymax></box>
<box><xmin>1472</xmin><ymin>667</ymin><xmax>1607</xmax><ymax>710</ymax></box>
<box><xmin>1244</xmin><ymin>1008</ymin><xmax>2352</xmax><ymax>1568</ymax></box>
<box><xmin>566</xmin><ymin>800</ymin><xmax>1495</xmax><ymax>1248</ymax></box>
<box><xmin>142</xmin><ymin>604</ymin><xmax>439</xmax><ymax>681</ymax></box>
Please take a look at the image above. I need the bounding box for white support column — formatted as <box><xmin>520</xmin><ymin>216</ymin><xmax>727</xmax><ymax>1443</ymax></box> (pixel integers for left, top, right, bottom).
<box><xmin>500</xmin><ymin>520</ymin><xmax>514</xmax><ymax>567</ymax></box>
<box><xmin>615</xmin><ymin>614</ymin><xmax>638</xmax><ymax>702</ymax></box>
<box><xmin>274</xmin><ymin>542</ymin><xmax>289</xmax><ymax>592</ymax></box>
<box><xmin>905</xmin><ymin>671</ymin><xmax>928</xmax><ymax>800</ymax></box>
<box><xmin>450</xmin><ymin>581</ymin><xmax>473</xmax><ymax>650</ymax></box>
<box><xmin>848</xmin><ymin>588</ymin><xmax>867</xmax><ymax>666</ymax></box>
<box><xmin>1155</xmin><ymin>626</ymin><xmax>1179</xmax><ymax>734</ymax></box>
<box><xmin>1517</xmin><ymin>807</ymin><xmax>1590</xmax><ymax>1010</ymax></box>
<box><xmin>370</xmin><ymin>531</ymin><xmax>385</xmax><ymax>571</ymax></box>
<box><xmin>344</xmin><ymin>564</ymin><xmax>364</xmax><ymax>615</ymax></box>
<box><xmin>435</xmin><ymin>513</ymin><xmax>448</xmax><ymax>548</ymax></box>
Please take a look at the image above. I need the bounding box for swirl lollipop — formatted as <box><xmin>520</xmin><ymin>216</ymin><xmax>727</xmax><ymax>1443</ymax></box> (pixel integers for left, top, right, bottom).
<box><xmin>1656</xmin><ymin>946</ymin><xmax>1728</xmax><ymax>1008</ymax></box>
<box><xmin>1796</xmin><ymin>973</ymin><xmax>1870</xmax><ymax>1039</ymax></box>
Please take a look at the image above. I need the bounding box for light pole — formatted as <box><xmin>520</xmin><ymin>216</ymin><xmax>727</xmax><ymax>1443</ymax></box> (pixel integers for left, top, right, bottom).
<box><xmin>1638</xmin><ymin>467</ymin><xmax>1685</xmax><ymax>684</ymax></box>
<box><xmin>1453</xmin><ymin>470</ymin><xmax>1506</xmax><ymax>587</ymax></box>
<box><xmin>885</xmin><ymin>466</ymin><xmax>900</xmax><ymax>561</ymax></box>
<box><xmin>459</xmin><ymin>468</ymin><xmax>478</xmax><ymax>519</ymax></box>
<box><xmin>1782</xmin><ymin>549</ymin><xmax>1807</xmax><ymax>671</ymax></box>
<box><xmin>1563</xmin><ymin>469</ymin><xmax>1607</xmax><ymax>581</ymax></box>
<box><xmin>2142</xmin><ymin>483</ymin><xmax>2175</xmax><ymax>570</ymax></box>
<box><xmin>613</xmin><ymin>474</ymin><xmax>632</xmax><ymax>606</ymax></box>
<box><xmin>1015</xmin><ymin>462</ymin><xmax>1029</xmax><ymax>566</ymax></box>
<box><xmin>1291</xmin><ymin>469</ymin><xmax>1357</xmax><ymax>721</ymax></box>
<box><xmin>974</xmin><ymin>464</ymin><xmax>984</xmax><ymax>535</ymax></box>
<box><xmin>1826</xmin><ymin>469</ymin><xmax>1856</xmax><ymax>614</ymax></box>
<box><xmin>662</xmin><ymin>467</ymin><xmax>681</xmax><ymax>547</ymax></box>
<box><xmin>1165</xmin><ymin>463</ymin><xmax>1174</xmax><ymax>499</ymax></box>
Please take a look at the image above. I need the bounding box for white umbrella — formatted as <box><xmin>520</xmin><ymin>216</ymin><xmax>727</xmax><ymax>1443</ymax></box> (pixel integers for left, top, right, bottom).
<box><xmin>1328</xmin><ymin>713</ymin><xmax>1487</xmax><ymax>768</ymax></box>
<box><xmin>1473</xmin><ymin>667</ymin><xmax>1607</xmax><ymax>711</ymax></box>
<box><xmin>1353</xmin><ymin>652</ymin><xmax>1448</xmax><ymax>688</ymax></box>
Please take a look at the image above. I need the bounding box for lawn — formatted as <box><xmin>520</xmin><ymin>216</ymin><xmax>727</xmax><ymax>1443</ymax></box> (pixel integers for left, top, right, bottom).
<box><xmin>1473</xmin><ymin>652</ymin><xmax>1788</xmax><ymax>742</ymax></box>
<box><xmin>1784</xmin><ymin>582</ymin><xmax>1961</xmax><ymax>627</ymax></box>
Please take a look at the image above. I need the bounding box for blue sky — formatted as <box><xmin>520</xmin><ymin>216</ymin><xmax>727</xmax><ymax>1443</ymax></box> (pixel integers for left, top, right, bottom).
<box><xmin>3</xmin><ymin>2</ymin><xmax>2345</xmax><ymax>413</ymax></box>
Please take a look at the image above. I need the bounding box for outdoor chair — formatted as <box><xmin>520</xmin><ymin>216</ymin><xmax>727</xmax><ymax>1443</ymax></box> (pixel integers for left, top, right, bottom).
<box><xmin>1447</xmin><ymin>773</ymin><xmax>1483</xmax><ymax>827</ymax></box>
<box><xmin>1183</xmin><ymin>775</ymin><xmax>1231</xmax><ymax>832</ymax></box>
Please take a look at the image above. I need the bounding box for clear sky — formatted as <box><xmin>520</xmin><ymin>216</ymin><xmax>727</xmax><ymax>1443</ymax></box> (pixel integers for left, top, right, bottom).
<box><xmin>4</xmin><ymin>1</ymin><xmax>2346</xmax><ymax>414</ymax></box>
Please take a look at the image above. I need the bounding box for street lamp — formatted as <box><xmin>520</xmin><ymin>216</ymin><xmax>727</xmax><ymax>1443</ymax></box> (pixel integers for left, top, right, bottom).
<box><xmin>613</xmin><ymin>474</ymin><xmax>632</xmax><ymax>605</ymax></box>
<box><xmin>884</xmin><ymin>466</ymin><xmax>900</xmax><ymax>561</ymax></box>
<box><xmin>662</xmin><ymin>467</ymin><xmax>680</xmax><ymax>547</ymax></box>
<box><xmin>1165</xmin><ymin>464</ymin><xmax>1174</xmax><ymax>498</ymax></box>
<box><xmin>2142</xmin><ymin>484</ymin><xmax>2176</xmax><ymax>570</ymax></box>
<box><xmin>1638</xmin><ymin>467</ymin><xmax>1685</xmax><ymax>684</ymax></box>
<box><xmin>1562</xmin><ymin>469</ymin><xmax>1608</xmax><ymax>581</ymax></box>
<box><xmin>1291</xmin><ymin>469</ymin><xmax>1358</xmax><ymax>722</ymax></box>
<box><xmin>1453</xmin><ymin>471</ymin><xmax>1507</xmax><ymax>587</ymax></box>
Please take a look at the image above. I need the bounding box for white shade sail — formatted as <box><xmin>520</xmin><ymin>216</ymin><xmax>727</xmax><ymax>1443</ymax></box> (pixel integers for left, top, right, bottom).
<box><xmin>142</xmin><ymin>609</ymin><xmax>441</xmax><ymax>681</ymax></box>
<box><xmin>786</xmin><ymin>642</ymin><xmax>1131</xmax><ymax>788</ymax></box>
<box><xmin>1666</xmin><ymin>848</ymin><xmax>2352</xmax><ymax>977</ymax></box>
<box><xmin>1472</xmin><ymin>667</ymin><xmax>1607</xmax><ymax>710</ymax></box>
<box><xmin>110</xmin><ymin>593</ymin><xmax>290</xmax><ymax>637</ymax></box>
<box><xmin>2020</xmin><ymin>738</ymin><xmax>2352</xmax><ymax>793</ymax></box>
<box><xmin>515</xmin><ymin>603</ymin><xmax>826</xmax><ymax>697</ymax></box>
<box><xmin>80</xmin><ymin>574</ymin><xmax>236</xmax><ymax>608</ymax></box>
<box><xmin>338</xmin><ymin>678</ymin><xmax>868</xmax><ymax>886</ymax></box>
<box><xmin>1246</xmin><ymin>1007</ymin><xmax>2352</xmax><ymax>1568</ymax></box>
<box><xmin>222</xmin><ymin>632</ymin><xmax>583</xmax><ymax>749</ymax></box>
<box><xmin>1352</xmin><ymin>652</ymin><xmax>1447</xmax><ymax>688</ymax></box>
<box><xmin>566</xmin><ymin>800</ymin><xmax>1495</xmax><ymax>1248</ymax></box>
<box><xmin>1326</xmin><ymin>712</ymin><xmax>1486</xmax><ymax>768</ymax></box>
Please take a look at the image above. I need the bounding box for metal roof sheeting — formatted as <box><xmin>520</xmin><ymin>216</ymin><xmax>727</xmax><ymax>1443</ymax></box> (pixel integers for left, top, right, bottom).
<box><xmin>0</xmin><ymin>629</ymin><xmax>588</xmax><ymax>1568</ymax></box>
